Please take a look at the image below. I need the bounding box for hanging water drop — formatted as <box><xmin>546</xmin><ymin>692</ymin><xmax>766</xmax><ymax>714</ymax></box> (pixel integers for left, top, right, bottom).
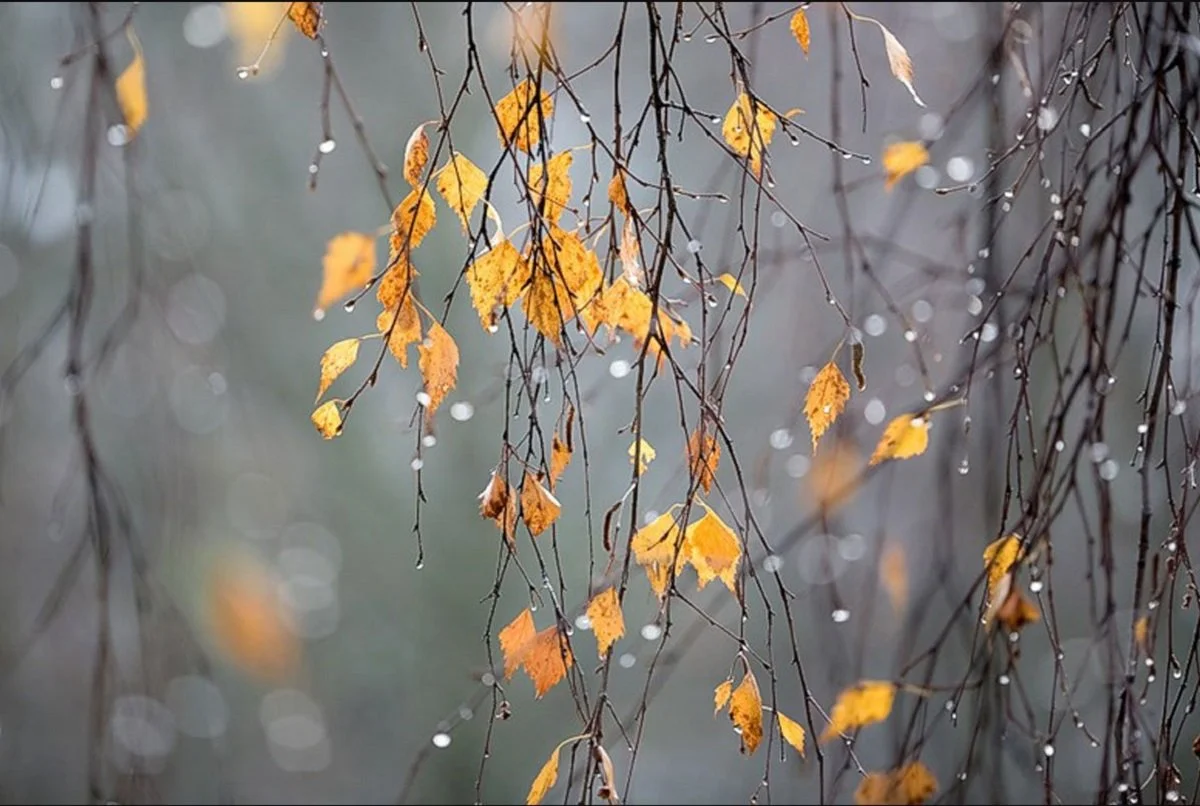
<box><xmin>50</xmin><ymin>75</ymin><xmax>64</xmax><ymax>90</ymax></box>
<box><xmin>312</xmin><ymin>308</ymin><xmax>326</xmax><ymax>322</ymax></box>
<box><xmin>343</xmin><ymin>299</ymin><xmax>356</xmax><ymax>313</ymax></box>
<box><xmin>831</xmin><ymin>608</ymin><xmax>850</xmax><ymax>623</ymax></box>
<box><xmin>318</xmin><ymin>138</ymin><xmax>337</xmax><ymax>154</ymax></box>
<box><xmin>236</xmin><ymin>67</ymin><xmax>251</xmax><ymax>80</ymax></box>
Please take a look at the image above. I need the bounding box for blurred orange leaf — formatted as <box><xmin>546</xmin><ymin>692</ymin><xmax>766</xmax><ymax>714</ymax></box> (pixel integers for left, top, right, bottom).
<box><xmin>311</xmin><ymin>400</ymin><xmax>342</xmax><ymax>439</ymax></box>
<box><xmin>855</xmin><ymin>761</ymin><xmax>938</xmax><ymax>805</ymax></box>
<box><xmin>495</xmin><ymin>78</ymin><xmax>554</xmax><ymax>153</ymax></box>
<box><xmin>996</xmin><ymin>588</ymin><xmax>1040</xmax><ymax>632</ymax></box>
<box><xmin>869</xmin><ymin>413</ymin><xmax>930</xmax><ymax>465</ymax></box>
<box><xmin>116</xmin><ymin>27</ymin><xmax>147</xmax><ymax>136</ymax></box>
<box><xmin>316</xmin><ymin>338</ymin><xmax>360</xmax><ymax>403</ymax></box>
<box><xmin>316</xmin><ymin>232</ymin><xmax>375</xmax><ymax>314</ymax></box>
<box><xmin>520</xmin><ymin>471</ymin><xmax>561</xmax><ymax>536</ymax></box>
<box><xmin>882</xmin><ymin>141</ymin><xmax>929</xmax><ymax>191</ymax></box>
<box><xmin>586</xmin><ymin>587</ymin><xmax>625</xmax><ymax>658</ymax></box>
<box><xmin>880</xmin><ymin>542</ymin><xmax>909</xmax><ymax>613</ymax></box>
<box><xmin>205</xmin><ymin>552</ymin><xmax>299</xmax><ymax>680</ymax></box>
<box><xmin>729</xmin><ymin>671</ymin><xmax>763</xmax><ymax>754</ymax></box>
<box><xmin>778</xmin><ymin>712</ymin><xmax>807</xmax><ymax>758</ymax></box>
<box><xmin>821</xmin><ymin>681</ymin><xmax>897</xmax><ymax>742</ymax></box>
<box><xmin>436</xmin><ymin>153</ymin><xmax>489</xmax><ymax>232</ymax></box>
<box><xmin>417</xmin><ymin>320</ymin><xmax>459</xmax><ymax>420</ymax></box>
<box><xmin>806</xmin><ymin>437</ymin><xmax>861</xmax><ymax>511</ymax></box>
<box><xmin>402</xmin><ymin>122</ymin><xmax>430</xmax><ymax>187</ymax></box>
<box><xmin>806</xmin><ymin>361</ymin><xmax>851</xmax><ymax>453</ymax></box>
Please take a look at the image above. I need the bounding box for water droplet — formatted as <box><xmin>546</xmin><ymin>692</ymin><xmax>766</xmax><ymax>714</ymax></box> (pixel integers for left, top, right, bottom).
<box><xmin>343</xmin><ymin>299</ymin><xmax>356</xmax><ymax>313</ymax></box>
<box><xmin>704</xmin><ymin>34</ymin><xmax>719</xmax><ymax>43</ymax></box>
<box><xmin>831</xmin><ymin>608</ymin><xmax>850</xmax><ymax>623</ymax></box>
<box><xmin>1172</xmin><ymin>400</ymin><xmax>1187</xmax><ymax>415</ymax></box>
<box><xmin>769</xmin><ymin>429</ymin><xmax>793</xmax><ymax>450</ymax></box>
<box><xmin>958</xmin><ymin>459</ymin><xmax>969</xmax><ymax>475</ymax></box>
<box><xmin>762</xmin><ymin>554</ymin><xmax>783</xmax><ymax>573</ymax></box>
<box><xmin>904</xmin><ymin>329</ymin><xmax>917</xmax><ymax>342</ymax></box>
<box><xmin>416</xmin><ymin>391</ymin><xmax>432</xmax><ymax>407</ymax></box>
<box><xmin>1091</xmin><ymin>443</ymin><xmax>1109</xmax><ymax>462</ymax></box>
<box><xmin>1167</xmin><ymin>540</ymin><xmax>1177</xmax><ymax>552</ymax></box>
<box><xmin>785</xmin><ymin>454</ymin><xmax>810</xmax><ymax>478</ymax></box>
<box><xmin>978</xmin><ymin>247</ymin><xmax>991</xmax><ymax>259</ymax></box>
<box><xmin>411</xmin><ymin>458</ymin><xmax>424</xmax><ymax>471</ymax></box>
<box><xmin>1043</xmin><ymin>743</ymin><xmax>1055</xmax><ymax>757</ymax></box>
<box><xmin>687</xmin><ymin>240</ymin><xmax>701</xmax><ymax>256</ymax></box>
<box><xmin>1099</xmin><ymin>459</ymin><xmax>1119</xmax><ymax>481</ymax></box>
<box><xmin>50</xmin><ymin>75</ymin><xmax>64</xmax><ymax>90</ymax></box>
<box><xmin>422</xmin><ymin>434</ymin><xmax>437</xmax><ymax>448</ymax></box>
<box><xmin>308</xmin><ymin>163</ymin><xmax>319</xmax><ymax>175</ymax></box>
<box><xmin>1148</xmin><ymin>598</ymin><xmax>1159</xmax><ymax>610</ymax></box>
<box><xmin>998</xmin><ymin>673</ymin><xmax>1010</xmax><ymax>685</ymax></box>
<box><xmin>640</xmin><ymin>623</ymin><xmax>662</xmax><ymax>641</ymax></box>
<box><xmin>450</xmin><ymin>401</ymin><xmax>474</xmax><ymax>422</ymax></box>
<box><xmin>432</xmin><ymin>732</ymin><xmax>451</xmax><ymax>748</ymax></box>
<box><xmin>860</xmin><ymin>155</ymin><xmax>872</xmax><ymax>165</ymax></box>
<box><xmin>106</xmin><ymin>125</ymin><xmax>131</xmax><ymax>147</ymax></box>
<box><xmin>236</xmin><ymin>67</ymin><xmax>251</xmax><ymax>80</ymax></box>
<box><xmin>957</xmin><ymin>772</ymin><xmax>968</xmax><ymax>781</ymax></box>
<box><xmin>312</xmin><ymin>308</ymin><xmax>326</xmax><ymax>322</ymax></box>
<box><xmin>1054</xmin><ymin>439</ymin><xmax>1065</xmax><ymax>452</ymax></box>
<box><xmin>609</xmin><ymin>359</ymin><xmax>630</xmax><ymax>379</ymax></box>
<box><xmin>1166</xmin><ymin>791</ymin><xmax>1181</xmax><ymax>803</ymax></box>
<box><xmin>1036</xmin><ymin>105</ymin><xmax>1060</xmax><ymax>131</ymax></box>
<box><xmin>318</xmin><ymin>138</ymin><xmax>337</xmax><ymax>154</ymax></box>
<box><xmin>619</xmin><ymin>653</ymin><xmax>636</xmax><ymax>668</ymax></box>
<box><xmin>414</xmin><ymin>559</ymin><xmax>424</xmax><ymax>570</ymax></box>
<box><xmin>1029</xmin><ymin>579</ymin><xmax>1044</xmax><ymax>593</ymax></box>
<box><xmin>710</xmin><ymin>115</ymin><xmax>722</xmax><ymax>124</ymax></box>
<box><xmin>579</xmin><ymin>113</ymin><xmax>591</xmax><ymax>123</ymax></box>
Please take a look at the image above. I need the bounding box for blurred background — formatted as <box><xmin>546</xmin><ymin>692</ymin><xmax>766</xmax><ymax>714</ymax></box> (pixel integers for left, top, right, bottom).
<box><xmin>0</xmin><ymin>3</ymin><xmax>1197</xmax><ymax>804</ymax></box>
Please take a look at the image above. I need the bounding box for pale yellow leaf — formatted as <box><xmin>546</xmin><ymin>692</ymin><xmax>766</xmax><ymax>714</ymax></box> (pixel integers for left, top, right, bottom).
<box><xmin>878</xmin><ymin>24</ymin><xmax>924</xmax><ymax>107</ymax></box>
<box><xmin>805</xmin><ymin>361</ymin><xmax>851</xmax><ymax>452</ymax></box>
<box><xmin>403</xmin><ymin>123</ymin><xmax>430</xmax><ymax>187</ymax></box>
<box><xmin>495</xmin><ymin>78</ymin><xmax>554</xmax><ymax>153</ymax></box>
<box><xmin>586</xmin><ymin>587</ymin><xmax>625</xmax><ymax>658</ymax></box>
<box><xmin>437</xmin><ymin>153</ymin><xmax>489</xmax><ymax>232</ymax></box>
<box><xmin>417</xmin><ymin>321</ymin><xmax>459</xmax><ymax>419</ymax></box>
<box><xmin>520</xmin><ymin>471</ymin><xmax>561</xmax><ymax>537</ymax></box>
<box><xmin>526</xmin><ymin>745</ymin><xmax>561</xmax><ymax>806</ymax></box>
<box><xmin>821</xmin><ymin>680</ymin><xmax>896</xmax><ymax>742</ymax></box>
<box><xmin>882</xmin><ymin>141</ymin><xmax>930</xmax><ymax>191</ymax></box>
<box><xmin>729</xmin><ymin>671</ymin><xmax>763</xmax><ymax>754</ymax></box>
<box><xmin>628</xmin><ymin>438</ymin><xmax>656</xmax><ymax>476</ymax></box>
<box><xmin>716</xmin><ymin>273</ymin><xmax>746</xmax><ymax>298</ymax></box>
<box><xmin>790</xmin><ymin>9</ymin><xmax>811</xmax><ymax>56</ymax></box>
<box><xmin>869</xmin><ymin>413</ymin><xmax>930</xmax><ymax>465</ymax></box>
<box><xmin>778</xmin><ymin>712</ymin><xmax>807</xmax><ymax>758</ymax></box>
<box><xmin>316</xmin><ymin>338</ymin><xmax>360</xmax><ymax>403</ymax></box>
<box><xmin>116</xmin><ymin>28</ymin><xmax>148</xmax><ymax>135</ymax></box>
<box><xmin>714</xmin><ymin>679</ymin><xmax>734</xmax><ymax>715</ymax></box>
<box><xmin>311</xmin><ymin>400</ymin><xmax>342</xmax><ymax>439</ymax></box>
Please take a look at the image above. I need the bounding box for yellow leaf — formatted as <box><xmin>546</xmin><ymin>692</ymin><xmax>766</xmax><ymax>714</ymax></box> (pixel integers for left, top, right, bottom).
<box><xmin>526</xmin><ymin>745</ymin><xmax>561</xmax><ymax>806</ymax></box>
<box><xmin>869</xmin><ymin>414</ymin><xmax>930</xmax><ymax>465</ymax></box>
<box><xmin>480</xmin><ymin>471</ymin><xmax>518</xmax><ymax>546</ymax></box>
<box><xmin>722</xmin><ymin>93</ymin><xmax>777</xmax><ymax>179</ymax></box>
<box><xmin>790</xmin><ymin>9</ymin><xmax>811</xmax><ymax>56</ymax></box>
<box><xmin>500</xmin><ymin>607</ymin><xmax>537</xmax><ymax>679</ymax></box>
<box><xmin>855</xmin><ymin>761</ymin><xmax>938</xmax><ymax>806</ymax></box>
<box><xmin>982</xmin><ymin>534</ymin><xmax>1024</xmax><ymax>599</ymax></box>
<box><xmin>377</xmin><ymin>295</ymin><xmax>422</xmax><ymax>368</ymax></box>
<box><xmin>1135</xmin><ymin>615</ymin><xmax>1150</xmax><ymax>652</ymax></box>
<box><xmin>729</xmin><ymin>671</ymin><xmax>764</xmax><ymax>754</ymax></box>
<box><xmin>806</xmin><ymin>437</ymin><xmax>861</xmax><ymax>511</ymax></box>
<box><xmin>586</xmin><ymin>587</ymin><xmax>625</xmax><ymax>658</ymax></box>
<box><xmin>628</xmin><ymin>438</ymin><xmax>656</xmax><ymax>476</ymax></box>
<box><xmin>778</xmin><ymin>712</ymin><xmax>807</xmax><ymax>758</ymax></box>
<box><xmin>821</xmin><ymin>680</ymin><xmax>897</xmax><ymax>742</ymax></box>
<box><xmin>495</xmin><ymin>78</ymin><xmax>554</xmax><ymax>153</ymax></box>
<box><xmin>882</xmin><ymin>141</ymin><xmax>929</xmax><ymax>191</ymax></box>
<box><xmin>436</xmin><ymin>153</ymin><xmax>489</xmax><ymax>232</ymax></box>
<box><xmin>805</xmin><ymin>361</ymin><xmax>851</xmax><ymax>453</ymax></box>
<box><xmin>608</xmin><ymin>169</ymin><xmax>631</xmax><ymax>215</ymax></box>
<box><xmin>550</xmin><ymin>435</ymin><xmax>571</xmax><ymax>488</ymax></box>
<box><xmin>403</xmin><ymin>122</ymin><xmax>430</xmax><ymax>187</ymax></box>
<box><xmin>311</xmin><ymin>400</ymin><xmax>342</xmax><ymax>439</ymax></box>
<box><xmin>995</xmin><ymin>588</ymin><xmax>1040</xmax><ymax>633</ymax></box>
<box><xmin>417</xmin><ymin>321</ymin><xmax>459</xmax><ymax>419</ymax></box>
<box><xmin>390</xmin><ymin>187</ymin><xmax>436</xmax><ymax>258</ymax></box>
<box><xmin>529</xmin><ymin>151</ymin><xmax>574</xmax><ymax>224</ymax></box>
<box><xmin>316</xmin><ymin>232</ymin><xmax>376</xmax><ymax>314</ymax></box>
<box><xmin>632</xmin><ymin>509</ymin><xmax>683</xmax><ymax>568</ymax></box>
<box><xmin>225</xmin><ymin>2</ymin><xmax>292</xmax><ymax>72</ymax></box>
<box><xmin>466</xmin><ymin>239</ymin><xmax>530</xmax><ymax>330</ymax></box>
<box><xmin>716</xmin><ymin>273</ymin><xmax>746</xmax><ymax>298</ymax></box>
<box><xmin>523</xmin><ymin>226</ymin><xmax>603</xmax><ymax>345</ymax></box>
<box><xmin>714</xmin><ymin>679</ymin><xmax>733</xmax><ymax>715</ymax></box>
<box><xmin>287</xmin><ymin>1</ymin><xmax>321</xmax><ymax>38</ymax></box>
<box><xmin>205</xmin><ymin>550</ymin><xmax>300</xmax><ymax>681</ymax></box>
<box><xmin>375</xmin><ymin>255</ymin><xmax>419</xmax><ymax>310</ymax></box>
<box><xmin>687</xmin><ymin>428</ymin><xmax>721</xmax><ymax>494</ymax></box>
<box><xmin>682</xmin><ymin>503</ymin><xmax>742</xmax><ymax>593</ymax></box>
<box><xmin>116</xmin><ymin>28</ymin><xmax>147</xmax><ymax>136</ymax></box>
<box><xmin>880</xmin><ymin>542</ymin><xmax>909</xmax><ymax>613</ymax></box>
<box><xmin>523</xmin><ymin>268</ymin><xmax>569</xmax><ymax>346</ymax></box>
<box><xmin>315</xmin><ymin>338</ymin><xmax>360</xmax><ymax>403</ymax></box>
<box><xmin>520</xmin><ymin>471</ymin><xmax>561</xmax><ymax>537</ymax></box>
<box><xmin>522</xmin><ymin>624</ymin><xmax>574</xmax><ymax>698</ymax></box>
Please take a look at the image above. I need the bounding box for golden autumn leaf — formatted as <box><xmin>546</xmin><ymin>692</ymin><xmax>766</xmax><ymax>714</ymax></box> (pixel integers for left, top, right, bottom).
<box><xmin>311</xmin><ymin>400</ymin><xmax>342</xmax><ymax>439</ymax></box>
<box><xmin>466</xmin><ymin>239</ymin><xmax>530</xmax><ymax>330</ymax></box>
<box><xmin>529</xmin><ymin>151</ymin><xmax>574</xmax><ymax>224</ymax></box>
<box><xmin>116</xmin><ymin>28</ymin><xmax>147</xmax><ymax>136</ymax></box>
<box><xmin>869</xmin><ymin>413</ymin><xmax>930</xmax><ymax>465</ymax></box>
<box><xmin>520</xmin><ymin>471</ymin><xmax>561</xmax><ymax>537</ymax></box>
<box><xmin>500</xmin><ymin>607</ymin><xmax>537</xmax><ymax>679</ymax></box>
<box><xmin>480</xmin><ymin>471</ymin><xmax>518</xmax><ymax>545</ymax></box>
<box><xmin>790</xmin><ymin>9</ymin><xmax>811</xmax><ymax>56</ymax></box>
<box><xmin>778</xmin><ymin>712</ymin><xmax>807</xmax><ymax>758</ymax></box>
<box><xmin>882</xmin><ymin>141</ymin><xmax>929</xmax><ymax>191</ymax></box>
<box><xmin>436</xmin><ymin>153</ymin><xmax>489</xmax><ymax>232</ymax></box>
<box><xmin>316</xmin><ymin>232</ymin><xmax>376</xmax><ymax>314</ymax></box>
<box><xmin>390</xmin><ymin>187</ymin><xmax>436</xmax><ymax>258</ymax></box>
<box><xmin>523</xmin><ymin>269</ymin><xmax>570</xmax><ymax>346</ymax></box>
<box><xmin>608</xmin><ymin>169</ymin><xmax>631</xmax><ymax>216</ymax></box>
<box><xmin>716</xmin><ymin>273</ymin><xmax>747</xmax><ymax>298</ymax></box>
<box><xmin>821</xmin><ymin>681</ymin><xmax>897</xmax><ymax>742</ymax></box>
<box><xmin>403</xmin><ymin>122</ymin><xmax>430</xmax><ymax>187</ymax></box>
<box><xmin>806</xmin><ymin>437</ymin><xmax>861</xmax><ymax>511</ymax></box>
<box><xmin>586</xmin><ymin>587</ymin><xmax>625</xmax><ymax>658</ymax></box>
<box><xmin>880</xmin><ymin>542</ymin><xmax>909</xmax><ymax>613</ymax></box>
<box><xmin>628</xmin><ymin>438</ymin><xmax>656</xmax><ymax>476</ymax></box>
<box><xmin>687</xmin><ymin>428</ymin><xmax>721</xmax><ymax>494</ymax></box>
<box><xmin>805</xmin><ymin>361</ymin><xmax>851</xmax><ymax>453</ymax></box>
<box><xmin>526</xmin><ymin>744</ymin><xmax>561</xmax><ymax>806</ymax></box>
<box><xmin>855</xmin><ymin>761</ymin><xmax>938</xmax><ymax>806</ymax></box>
<box><xmin>287</xmin><ymin>1</ymin><xmax>321</xmax><ymax>38</ymax></box>
<box><xmin>417</xmin><ymin>320</ymin><xmax>459</xmax><ymax>419</ymax></box>
<box><xmin>682</xmin><ymin>502</ymin><xmax>742</xmax><ymax>593</ymax></box>
<box><xmin>877</xmin><ymin>24</ymin><xmax>923</xmax><ymax>107</ymax></box>
<box><xmin>996</xmin><ymin>588</ymin><xmax>1040</xmax><ymax>632</ymax></box>
<box><xmin>316</xmin><ymin>338</ymin><xmax>360</xmax><ymax>402</ymax></box>
<box><xmin>722</xmin><ymin>93</ymin><xmax>777</xmax><ymax>179</ymax></box>
<box><xmin>982</xmin><ymin>534</ymin><xmax>1024</xmax><ymax>599</ymax></box>
<box><xmin>495</xmin><ymin>78</ymin><xmax>554</xmax><ymax>153</ymax></box>
<box><xmin>523</xmin><ymin>226</ymin><xmax>603</xmax><ymax>345</ymax></box>
<box><xmin>1135</xmin><ymin>615</ymin><xmax>1150</xmax><ymax>652</ymax></box>
<box><xmin>375</xmin><ymin>255</ymin><xmax>419</xmax><ymax>310</ymax></box>
<box><xmin>204</xmin><ymin>551</ymin><xmax>300</xmax><ymax>681</ymax></box>
<box><xmin>632</xmin><ymin>509</ymin><xmax>683</xmax><ymax>568</ymax></box>
<box><xmin>550</xmin><ymin>435</ymin><xmax>571</xmax><ymax>488</ymax></box>
<box><xmin>729</xmin><ymin>671</ymin><xmax>764</xmax><ymax>754</ymax></box>
<box><xmin>377</xmin><ymin>296</ymin><xmax>422</xmax><ymax>368</ymax></box>
<box><xmin>714</xmin><ymin>679</ymin><xmax>734</xmax><ymax>715</ymax></box>
<box><xmin>523</xmin><ymin>625</ymin><xmax>574</xmax><ymax>698</ymax></box>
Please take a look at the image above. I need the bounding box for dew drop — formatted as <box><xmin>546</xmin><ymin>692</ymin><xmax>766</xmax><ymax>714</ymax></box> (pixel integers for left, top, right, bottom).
<box><xmin>432</xmin><ymin>732</ymin><xmax>451</xmax><ymax>748</ymax></box>
<box><xmin>704</xmin><ymin>34</ymin><xmax>719</xmax><ymax>43</ymax></box>
<box><xmin>411</xmin><ymin>458</ymin><xmax>424</xmax><ymax>471</ymax></box>
<box><xmin>487</xmin><ymin>323</ymin><xmax>499</xmax><ymax>334</ymax></box>
<box><xmin>1043</xmin><ymin>743</ymin><xmax>1055</xmax><ymax>757</ymax></box>
<box><xmin>831</xmin><ymin>608</ymin><xmax>850</xmax><ymax>623</ymax></box>
<box><xmin>236</xmin><ymin>67</ymin><xmax>251</xmax><ymax>80</ymax></box>
<box><xmin>769</xmin><ymin>429</ymin><xmax>793</xmax><ymax>450</ymax></box>
<box><xmin>1030</xmin><ymin>579</ymin><xmax>1044</xmax><ymax>593</ymax></box>
<box><xmin>50</xmin><ymin>75</ymin><xmax>64</xmax><ymax>90</ymax></box>
<box><xmin>958</xmin><ymin>459</ymin><xmax>969</xmax><ymax>475</ymax></box>
<box><xmin>422</xmin><ymin>434</ymin><xmax>437</xmax><ymax>448</ymax></box>
<box><xmin>609</xmin><ymin>359</ymin><xmax>630</xmax><ymax>379</ymax></box>
<box><xmin>318</xmin><ymin>138</ymin><xmax>337</xmax><ymax>154</ymax></box>
<box><xmin>343</xmin><ymin>299</ymin><xmax>356</xmax><ymax>313</ymax></box>
<box><xmin>308</xmin><ymin>163</ymin><xmax>319</xmax><ymax>175</ymax></box>
<box><xmin>640</xmin><ymin>623</ymin><xmax>662</xmax><ymax>641</ymax></box>
<box><xmin>579</xmin><ymin>113</ymin><xmax>591</xmax><ymax>123</ymax></box>
<box><xmin>1172</xmin><ymin>400</ymin><xmax>1187</xmax><ymax>415</ymax></box>
<box><xmin>416</xmin><ymin>391</ymin><xmax>432</xmax><ymax>407</ymax></box>
<box><xmin>312</xmin><ymin>308</ymin><xmax>326</xmax><ymax>322</ymax></box>
<box><xmin>978</xmin><ymin>247</ymin><xmax>991</xmax><ymax>259</ymax></box>
<box><xmin>762</xmin><ymin>554</ymin><xmax>783</xmax><ymax>573</ymax></box>
<box><xmin>415</xmin><ymin>559</ymin><xmax>424</xmax><ymax>570</ymax></box>
<box><xmin>998</xmin><ymin>673</ymin><xmax>1010</xmax><ymax>685</ymax></box>
<box><xmin>450</xmin><ymin>401</ymin><xmax>474</xmax><ymax>422</ymax></box>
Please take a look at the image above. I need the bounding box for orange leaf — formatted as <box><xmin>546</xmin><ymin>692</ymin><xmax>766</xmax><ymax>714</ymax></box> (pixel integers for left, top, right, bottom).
<box><xmin>586</xmin><ymin>587</ymin><xmax>625</xmax><ymax>658</ymax></box>
<box><xmin>316</xmin><ymin>338</ymin><xmax>360</xmax><ymax>403</ymax></box>
<box><xmin>524</xmin><ymin>226</ymin><xmax>603</xmax><ymax>343</ymax></box>
<box><xmin>467</xmin><ymin>239</ymin><xmax>530</xmax><ymax>331</ymax></box>
<box><xmin>821</xmin><ymin>681</ymin><xmax>897</xmax><ymax>742</ymax></box>
<box><xmin>996</xmin><ymin>588</ymin><xmax>1040</xmax><ymax>633</ymax></box>
<box><xmin>549</xmin><ymin>437</ymin><xmax>572</xmax><ymax>489</ymax></box>
<box><xmin>526</xmin><ymin>744</ymin><xmax>561</xmax><ymax>806</ymax></box>
<box><xmin>729</xmin><ymin>671</ymin><xmax>764</xmax><ymax>754</ymax></box>
<box><xmin>522</xmin><ymin>625</ymin><xmax>574</xmax><ymax>698</ymax></box>
<box><xmin>687</xmin><ymin>428</ymin><xmax>721</xmax><ymax>494</ymax></box>
<box><xmin>403</xmin><ymin>122</ymin><xmax>430</xmax><ymax>187</ymax></box>
<box><xmin>778</xmin><ymin>712</ymin><xmax>807</xmax><ymax>758</ymax></box>
<box><xmin>311</xmin><ymin>400</ymin><xmax>342</xmax><ymax>439</ymax></box>
<box><xmin>495</xmin><ymin>78</ymin><xmax>554</xmax><ymax>153</ymax></box>
<box><xmin>418</xmin><ymin>320</ymin><xmax>459</xmax><ymax>419</ymax></box>
<box><xmin>1135</xmin><ymin>615</ymin><xmax>1151</xmax><ymax>652</ymax></box>
<box><xmin>869</xmin><ymin>413</ymin><xmax>930</xmax><ymax>465</ymax></box>
<box><xmin>982</xmin><ymin>534</ymin><xmax>1024</xmax><ymax>599</ymax></box>
<box><xmin>805</xmin><ymin>361</ymin><xmax>851</xmax><ymax>453</ymax></box>
<box><xmin>520</xmin><ymin>471</ymin><xmax>561</xmax><ymax>537</ymax></box>
<box><xmin>287</xmin><ymin>1</ymin><xmax>321</xmax><ymax>38</ymax></box>
<box><xmin>714</xmin><ymin>679</ymin><xmax>734</xmax><ymax>715</ymax></box>
<box><xmin>205</xmin><ymin>551</ymin><xmax>299</xmax><ymax>680</ymax></box>
<box><xmin>855</xmin><ymin>761</ymin><xmax>938</xmax><ymax>805</ymax></box>
<box><xmin>436</xmin><ymin>153</ymin><xmax>489</xmax><ymax>232</ymax></box>
<box><xmin>880</xmin><ymin>542</ymin><xmax>909</xmax><ymax>613</ymax></box>
<box><xmin>499</xmin><ymin>608</ymin><xmax>536</xmax><ymax>680</ymax></box>
<box><xmin>316</xmin><ymin>232</ymin><xmax>375</xmax><ymax>314</ymax></box>
<box><xmin>116</xmin><ymin>27</ymin><xmax>147</xmax><ymax>136</ymax></box>
<box><xmin>479</xmin><ymin>471</ymin><xmax>517</xmax><ymax>545</ymax></box>
<box><xmin>390</xmin><ymin>187</ymin><xmax>436</xmax><ymax>258</ymax></box>
<box><xmin>790</xmin><ymin>9</ymin><xmax>811</xmax><ymax>56</ymax></box>
<box><xmin>806</xmin><ymin>437</ymin><xmax>861</xmax><ymax>512</ymax></box>
<box><xmin>608</xmin><ymin>169</ymin><xmax>631</xmax><ymax>215</ymax></box>
<box><xmin>882</xmin><ymin>141</ymin><xmax>929</xmax><ymax>191</ymax></box>
<box><xmin>529</xmin><ymin>151</ymin><xmax>574</xmax><ymax>224</ymax></box>
<box><xmin>722</xmin><ymin>93</ymin><xmax>776</xmax><ymax>179</ymax></box>
<box><xmin>377</xmin><ymin>295</ymin><xmax>422</xmax><ymax>369</ymax></box>
<box><xmin>682</xmin><ymin>503</ymin><xmax>742</xmax><ymax>593</ymax></box>
<box><xmin>631</xmin><ymin>509</ymin><xmax>683</xmax><ymax>569</ymax></box>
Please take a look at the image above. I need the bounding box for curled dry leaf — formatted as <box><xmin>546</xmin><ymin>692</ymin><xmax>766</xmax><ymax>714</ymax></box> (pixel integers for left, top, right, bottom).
<box><xmin>628</xmin><ymin>438</ymin><xmax>656</xmax><ymax>476</ymax></box>
<box><xmin>436</xmin><ymin>153</ymin><xmax>489</xmax><ymax>232</ymax></box>
<box><xmin>495</xmin><ymin>78</ymin><xmax>554</xmax><ymax>153</ymax></box>
<box><xmin>851</xmin><ymin>342</ymin><xmax>867</xmax><ymax>390</ymax></box>
<box><xmin>821</xmin><ymin>680</ymin><xmax>897</xmax><ymax>742</ymax></box>
<box><xmin>311</xmin><ymin>400</ymin><xmax>342</xmax><ymax>439</ymax></box>
<box><xmin>618</xmin><ymin>217</ymin><xmax>642</xmax><ymax>285</ymax></box>
<box><xmin>116</xmin><ymin>27</ymin><xmax>147</xmax><ymax>136</ymax></box>
<box><xmin>855</xmin><ymin>761</ymin><xmax>938</xmax><ymax>806</ymax></box>
<box><xmin>402</xmin><ymin>123</ymin><xmax>430</xmax><ymax>187</ymax></box>
<box><xmin>805</xmin><ymin>361</ymin><xmax>851</xmax><ymax>453</ymax></box>
<box><xmin>777</xmin><ymin>712</ymin><xmax>807</xmax><ymax>758</ymax></box>
<box><xmin>608</xmin><ymin>169</ymin><xmax>631</xmax><ymax>216</ymax></box>
<box><xmin>549</xmin><ymin>435</ymin><xmax>571</xmax><ymax>488</ymax></box>
<box><xmin>586</xmin><ymin>586</ymin><xmax>625</xmax><ymax>658</ymax></box>
<box><xmin>995</xmin><ymin>588</ymin><xmax>1040</xmax><ymax>632</ymax></box>
<box><xmin>878</xmin><ymin>24</ymin><xmax>924</xmax><ymax>107</ymax></box>
<box><xmin>982</xmin><ymin>534</ymin><xmax>1024</xmax><ymax>599</ymax></box>
<box><xmin>417</xmin><ymin>321</ymin><xmax>459</xmax><ymax>420</ymax></box>
<box><xmin>479</xmin><ymin>471</ymin><xmax>518</xmax><ymax>545</ymax></box>
<box><xmin>790</xmin><ymin>9</ymin><xmax>811</xmax><ymax>56</ymax></box>
<box><xmin>316</xmin><ymin>338</ymin><xmax>360</xmax><ymax>403</ymax></box>
<box><xmin>882</xmin><ymin>141</ymin><xmax>930</xmax><ymax>191</ymax></box>
<box><xmin>713</xmin><ymin>679</ymin><xmax>734</xmax><ymax>715</ymax></box>
<box><xmin>287</xmin><ymin>1</ymin><xmax>321</xmax><ymax>38</ymax></box>
<box><xmin>520</xmin><ymin>471</ymin><xmax>561</xmax><ymax>536</ymax></box>
<box><xmin>316</xmin><ymin>232</ymin><xmax>376</xmax><ymax>314</ymax></box>
<box><xmin>729</xmin><ymin>671</ymin><xmax>764</xmax><ymax>754</ymax></box>
<box><xmin>869</xmin><ymin>413</ymin><xmax>930</xmax><ymax>465</ymax></box>
<box><xmin>594</xmin><ymin>744</ymin><xmax>619</xmax><ymax>803</ymax></box>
